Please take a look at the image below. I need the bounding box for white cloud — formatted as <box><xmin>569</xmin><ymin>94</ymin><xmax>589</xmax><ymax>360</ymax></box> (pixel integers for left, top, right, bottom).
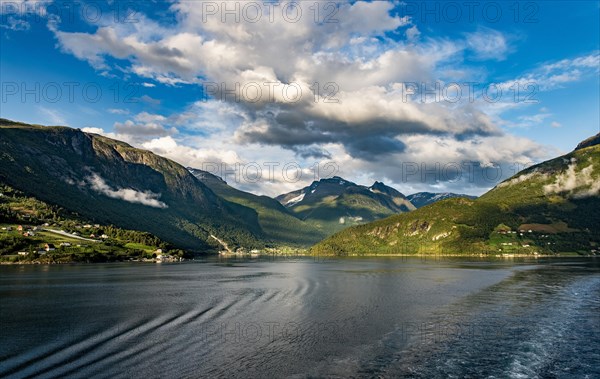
<box><xmin>465</xmin><ymin>27</ymin><xmax>510</xmax><ymax>61</ymax></box>
<box><xmin>498</xmin><ymin>52</ymin><xmax>600</xmax><ymax>92</ymax></box>
<box><xmin>113</xmin><ymin>119</ymin><xmax>177</xmax><ymax>140</ymax></box>
<box><xmin>0</xmin><ymin>16</ymin><xmax>30</xmax><ymax>31</ymax></box>
<box><xmin>478</xmin><ymin>52</ymin><xmax>599</xmax><ymax>119</ymax></box>
<box><xmin>141</xmin><ymin>136</ymin><xmax>241</xmax><ymax>166</ymax></box>
<box><xmin>81</xmin><ymin>127</ymin><xmax>105</xmax><ymax>135</ymax></box>
<box><xmin>405</xmin><ymin>25</ymin><xmax>420</xmax><ymax>42</ymax></box>
<box><xmin>511</xmin><ymin>112</ymin><xmax>552</xmax><ymax>128</ymax></box>
<box><xmin>0</xmin><ymin>0</ymin><xmax>52</xmax><ymax>30</ymax></box>
<box><xmin>87</xmin><ymin>173</ymin><xmax>168</xmax><ymax>208</ymax></box>
<box><xmin>544</xmin><ymin>159</ymin><xmax>600</xmax><ymax>198</ymax></box>
<box><xmin>138</xmin><ymin>95</ymin><xmax>161</xmax><ymax>106</ymax></box>
<box><xmin>108</xmin><ymin>108</ymin><xmax>130</xmax><ymax>115</ymax></box>
<box><xmin>0</xmin><ymin>0</ymin><xmax>51</xmax><ymax>14</ymax></box>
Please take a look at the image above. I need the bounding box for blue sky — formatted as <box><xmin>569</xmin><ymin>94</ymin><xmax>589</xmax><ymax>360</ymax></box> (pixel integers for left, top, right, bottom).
<box><xmin>1</xmin><ymin>0</ymin><xmax>599</xmax><ymax>196</ymax></box>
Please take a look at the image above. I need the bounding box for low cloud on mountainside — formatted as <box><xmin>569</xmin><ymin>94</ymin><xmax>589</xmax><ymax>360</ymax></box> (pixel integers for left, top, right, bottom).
<box><xmin>544</xmin><ymin>160</ymin><xmax>600</xmax><ymax>199</ymax></box>
<box><xmin>87</xmin><ymin>173</ymin><xmax>168</xmax><ymax>208</ymax></box>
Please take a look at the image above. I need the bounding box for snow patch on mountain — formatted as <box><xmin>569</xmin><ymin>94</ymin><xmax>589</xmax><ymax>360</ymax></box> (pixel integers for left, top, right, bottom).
<box><xmin>285</xmin><ymin>192</ymin><xmax>305</xmax><ymax>206</ymax></box>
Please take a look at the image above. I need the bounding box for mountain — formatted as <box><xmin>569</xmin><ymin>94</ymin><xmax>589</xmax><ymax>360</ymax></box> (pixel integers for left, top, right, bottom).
<box><xmin>369</xmin><ymin>181</ymin><xmax>417</xmax><ymax>212</ymax></box>
<box><xmin>276</xmin><ymin>177</ymin><xmax>415</xmax><ymax>235</ymax></box>
<box><xmin>312</xmin><ymin>136</ymin><xmax>600</xmax><ymax>256</ymax></box>
<box><xmin>188</xmin><ymin>168</ymin><xmax>327</xmax><ymax>246</ymax></box>
<box><xmin>407</xmin><ymin>192</ymin><xmax>477</xmax><ymax>208</ymax></box>
<box><xmin>575</xmin><ymin>132</ymin><xmax>600</xmax><ymax>151</ymax></box>
<box><xmin>0</xmin><ymin>119</ymin><xmax>263</xmax><ymax>253</ymax></box>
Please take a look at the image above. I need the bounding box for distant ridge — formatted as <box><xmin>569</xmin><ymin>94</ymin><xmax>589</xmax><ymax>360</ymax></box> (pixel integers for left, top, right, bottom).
<box><xmin>407</xmin><ymin>192</ymin><xmax>477</xmax><ymax>209</ymax></box>
<box><xmin>575</xmin><ymin>132</ymin><xmax>600</xmax><ymax>151</ymax></box>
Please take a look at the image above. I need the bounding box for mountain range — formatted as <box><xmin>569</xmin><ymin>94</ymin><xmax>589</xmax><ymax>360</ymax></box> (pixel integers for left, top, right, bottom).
<box><xmin>275</xmin><ymin>177</ymin><xmax>415</xmax><ymax>235</ymax></box>
<box><xmin>187</xmin><ymin>167</ymin><xmax>328</xmax><ymax>245</ymax></box>
<box><xmin>4</xmin><ymin>118</ymin><xmax>598</xmax><ymax>256</ymax></box>
<box><xmin>1</xmin><ymin>118</ymin><xmax>494</xmax><ymax>254</ymax></box>
<box><xmin>312</xmin><ymin>133</ymin><xmax>600</xmax><ymax>256</ymax></box>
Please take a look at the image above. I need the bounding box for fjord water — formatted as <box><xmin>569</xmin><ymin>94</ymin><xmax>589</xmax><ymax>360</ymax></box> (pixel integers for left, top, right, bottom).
<box><xmin>1</xmin><ymin>258</ymin><xmax>599</xmax><ymax>378</ymax></box>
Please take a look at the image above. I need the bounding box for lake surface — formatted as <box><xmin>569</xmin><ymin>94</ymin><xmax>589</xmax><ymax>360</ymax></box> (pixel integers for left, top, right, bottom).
<box><xmin>1</xmin><ymin>257</ymin><xmax>599</xmax><ymax>378</ymax></box>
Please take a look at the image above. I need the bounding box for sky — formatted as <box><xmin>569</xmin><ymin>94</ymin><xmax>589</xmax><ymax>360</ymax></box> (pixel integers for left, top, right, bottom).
<box><xmin>1</xmin><ymin>0</ymin><xmax>599</xmax><ymax>197</ymax></box>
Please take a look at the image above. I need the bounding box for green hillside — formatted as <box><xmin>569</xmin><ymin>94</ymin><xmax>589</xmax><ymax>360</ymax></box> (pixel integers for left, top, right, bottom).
<box><xmin>0</xmin><ymin>119</ymin><xmax>264</xmax><ymax>253</ymax></box>
<box><xmin>312</xmin><ymin>135</ymin><xmax>600</xmax><ymax>256</ymax></box>
<box><xmin>189</xmin><ymin>168</ymin><xmax>328</xmax><ymax>246</ymax></box>
<box><xmin>0</xmin><ymin>184</ymin><xmax>187</xmax><ymax>263</ymax></box>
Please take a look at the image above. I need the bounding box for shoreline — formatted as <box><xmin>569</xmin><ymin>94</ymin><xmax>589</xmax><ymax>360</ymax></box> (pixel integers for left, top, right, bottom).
<box><xmin>1</xmin><ymin>252</ymin><xmax>596</xmax><ymax>265</ymax></box>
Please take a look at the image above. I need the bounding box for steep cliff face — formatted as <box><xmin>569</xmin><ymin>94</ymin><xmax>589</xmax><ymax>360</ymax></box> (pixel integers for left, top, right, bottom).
<box><xmin>0</xmin><ymin>119</ymin><xmax>263</xmax><ymax>252</ymax></box>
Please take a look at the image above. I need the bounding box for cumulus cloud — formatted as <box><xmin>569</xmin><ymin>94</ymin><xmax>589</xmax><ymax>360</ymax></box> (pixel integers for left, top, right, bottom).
<box><xmin>113</xmin><ymin>112</ymin><xmax>177</xmax><ymax>142</ymax></box>
<box><xmin>113</xmin><ymin>120</ymin><xmax>171</xmax><ymax>137</ymax></box>
<box><xmin>544</xmin><ymin>159</ymin><xmax>600</xmax><ymax>198</ymax></box>
<box><xmin>81</xmin><ymin>127</ymin><xmax>105</xmax><ymax>135</ymax></box>
<box><xmin>48</xmin><ymin>1</ymin><xmax>595</xmax><ymax>195</ymax></box>
<box><xmin>87</xmin><ymin>173</ymin><xmax>168</xmax><ymax>208</ymax></box>
<box><xmin>141</xmin><ymin>136</ymin><xmax>242</xmax><ymax>166</ymax></box>
<box><xmin>52</xmin><ymin>0</ymin><xmax>502</xmax><ymax>154</ymax></box>
<box><xmin>138</xmin><ymin>135</ymin><xmax>325</xmax><ymax>196</ymax></box>
<box><xmin>85</xmin><ymin>112</ymin><xmax>179</xmax><ymax>144</ymax></box>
